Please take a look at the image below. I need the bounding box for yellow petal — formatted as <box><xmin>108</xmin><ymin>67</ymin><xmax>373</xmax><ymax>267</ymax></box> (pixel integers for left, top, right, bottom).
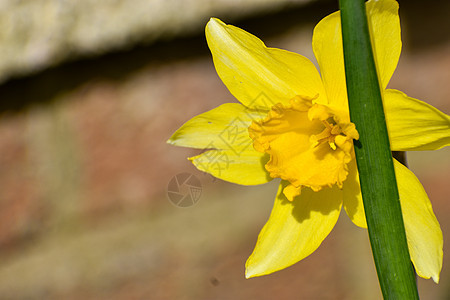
<box><xmin>312</xmin><ymin>0</ymin><xmax>401</xmax><ymax>109</ymax></box>
<box><xmin>343</xmin><ymin>159</ymin><xmax>443</xmax><ymax>282</ymax></box>
<box><xmin>366</xmin><ymin>0</ymin><xmax>401</xmax><ymax>89</ymax></box>
<box><xmin>206</xmin><ymin>18</ymin><xmax>326</xmax><ymax>109</ymax></box>
<box><xmin>168</xmin><ymin>102</ymin><xmax>271</xmax><ymax>185</ymax></box>
<box><xmin>168</xmin><ymin>103</ymin><xmax>266</xmax><ymax>150</ymax></box>
<box><xmin>384</xmin><ymin>89</ymin><xmax>450</xmax><ymax>151</ymax></box>
<box><xmin>190</xmin><ymin>149</ymin><xmax>271</xmax><ymax>185</ymax></box>
<box><xmin>394</xmin><ymin>160</ymin><xmax>443</xmax><ymax>283</ymax></box>
<box><xmin>343</xmin><ymin>159</ymin><xmax>367</xmax><ymax>228</ymax></box>
<box><xmin>245</xmin><ymin>181</ymin><xmax>342</xmax><ymax>278</ymax></box>
<box><xmin>312</xmin><ymin>10</ymin><xmax>347</xmax><ymax>110</ymax></box>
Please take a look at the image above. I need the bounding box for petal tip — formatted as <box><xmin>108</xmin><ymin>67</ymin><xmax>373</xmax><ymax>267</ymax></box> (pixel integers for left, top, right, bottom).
<box><xmin>244</xmin><ymin>264</ymin><xmax>259</xmax><ymax>279</ymax></box>
<box><xmin>432</xmin><ymin>274</ymin><xmax>440</xmax><ymax>284</ymax></box>
<box><xmin>208</xmin><ymin>17</ymin><xmax>221</xmax><ymax>24</ymax></box>
<box><xmin>206</xmin><ymin>17</ymin><xmax>225</xmax><ymax>32</ymax></box>
<box><xmin>166</xmin><ymin>137</ymin><xmax>175</xmax><ymax>145</ymax></box>
<box><xmin>167</xmin><ymin>133</ymin><xmax>183</xmax><ymax>146</ymax></box>
<box><xmin>205</xmin><ymin>17</ymin><xmax>228</xmax><ymax>45</ymax></box>
<box><xmin>245</xmin><ymin>256</ymin><xmax>265</xmax><ymax>279</ymax></box>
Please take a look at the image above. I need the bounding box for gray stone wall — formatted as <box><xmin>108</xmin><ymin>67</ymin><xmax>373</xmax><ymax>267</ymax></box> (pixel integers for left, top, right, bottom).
<box><xmin>0</xmin><ymin>0</ymin><xmax>310</xmax><ymax>82</ymax></box>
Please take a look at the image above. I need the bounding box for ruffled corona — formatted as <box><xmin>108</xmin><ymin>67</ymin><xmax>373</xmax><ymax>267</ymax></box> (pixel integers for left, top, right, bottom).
<box><xmin>249</xmin><ymin>95</ymin><xmax>359</xmax><ymax>200</ymax></box>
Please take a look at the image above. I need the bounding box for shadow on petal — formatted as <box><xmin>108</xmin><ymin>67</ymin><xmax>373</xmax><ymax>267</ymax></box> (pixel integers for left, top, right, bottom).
<box><xmin>246</xmin><ymin>180</ymin><xmax>342</xmax><ymax>278</ymax></box>
<box><xmin>279</xmin><ymin>180</ymin><xmax>343</xmax><ymax>224</ymax></box>
<box><xmin>258</xmin><ymin>153</ymin><xmax>273</xmax><ymax>182</ymax></box>
<box><xmin>342</xmin><ymin>159</ymin><xmax>367</xmax><ymax>228</ymax></box>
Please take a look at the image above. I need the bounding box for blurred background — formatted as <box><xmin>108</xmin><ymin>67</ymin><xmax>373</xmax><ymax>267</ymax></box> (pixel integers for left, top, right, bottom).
<box><xmin>0</xmin><ymin>0</ymin><xmax>449</xmax><ymax>299</ymax></box>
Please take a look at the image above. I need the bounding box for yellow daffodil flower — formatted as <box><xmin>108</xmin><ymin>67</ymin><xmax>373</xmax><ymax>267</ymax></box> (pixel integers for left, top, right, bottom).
<box><xmin>168</xmin><ymin>0</ymin><xmax>449</xmax><ymax>283</ymax></box>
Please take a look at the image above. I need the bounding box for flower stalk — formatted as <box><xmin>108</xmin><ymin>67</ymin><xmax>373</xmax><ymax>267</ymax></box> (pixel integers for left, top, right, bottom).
<box><xmin>339</xmin><ymin>0</ymin><xmax>419</xmax><ymax>298</ymax></box>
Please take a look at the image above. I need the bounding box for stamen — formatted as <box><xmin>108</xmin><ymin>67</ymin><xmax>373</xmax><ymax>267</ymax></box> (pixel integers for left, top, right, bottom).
<box><xmin>329</xmin><ymin>140</ymin><xmax>337</xmax><ymax>150</ymax></box>
<box><xmin>311</xmin><ymin>119</ymin><xmax>346</xmax><ymax>151</ymax></box>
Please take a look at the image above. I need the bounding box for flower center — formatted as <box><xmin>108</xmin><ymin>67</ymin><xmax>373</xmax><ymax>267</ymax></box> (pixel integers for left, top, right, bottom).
<box><xmin>248</xmin><ymin>95</ymin><xmax>359</xmax><ymax>201</ymax></box>
<box><xmin>311</xmin><ymin>119</ymin><xmax>341</xmax><ymax>150</ymax></box>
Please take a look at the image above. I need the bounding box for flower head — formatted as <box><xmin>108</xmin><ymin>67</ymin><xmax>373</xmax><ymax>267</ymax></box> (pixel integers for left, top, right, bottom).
<box><xmin>168</xmin><ymin>0</ymin><xmax>449</xmax><ymax>283</ymax></box>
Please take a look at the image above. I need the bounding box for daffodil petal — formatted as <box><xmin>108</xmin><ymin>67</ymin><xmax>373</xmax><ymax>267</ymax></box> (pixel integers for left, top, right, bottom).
<box><xmin>168</xmin><ymin>102</ymin><xmax>271</xmax><ymax>185</ymax></box>
<box><xmin>312</xmin><ymin>10</ymin><xmax>347</xmax><ymax>110</ymax></box>
<box><xmin>366</xmin><ymin>0</ymin><xmax>401</xmax><ymax>89</ymax></box>
<box><xmin>385</xmin><ymin>89</ymin><xmax>450</xmax><ymax>151</ymax></box>
<box><xmin>168</xmin><ymin>103</ymin><xmax>266</xmax><ymax>150</ymax></box>
<box><xmin>394</xmin><ymin>160</ymin><xmax>443</xmax><ymax>283</ymax></box>
<box><xmin>312</xmin><ymin>0</ymin><xmax>401</xmax><ymax>109</ymax></box>
<box><xmin>343</xmin><ymin>159</ymin><xmax>443</xmax><ymax>282</ymax></box>
<box><xmin>190</xmin><ymin>148</ymin><xmax>270</xmax><ymax>185</ymax></box>
<box><xmin>343</xmin><ymin>159</ymin><xmax>366</xmax><ymax>228</ymax></box>
<box><xmin>245</xmin><ymin>181</ymin><xmax>342</xmax><ymax>278</ymax></box>
<box><xmin>206</xmin><ymin>18</ymin><xmax>326</xmax><ymax>109</ymax></box>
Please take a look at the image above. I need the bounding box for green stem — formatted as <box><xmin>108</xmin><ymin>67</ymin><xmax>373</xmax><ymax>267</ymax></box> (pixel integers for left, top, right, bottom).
<box><xmin>338</xmin><ymin>0</ymin><xmax>419</xmax><ymax>298</ymax></box>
